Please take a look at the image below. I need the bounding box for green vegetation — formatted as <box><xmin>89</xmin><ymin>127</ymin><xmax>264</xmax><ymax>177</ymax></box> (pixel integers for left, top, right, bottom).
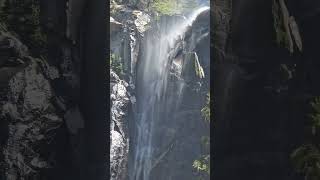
<box><xmin>291</xmin><ymin>97</ymin><xmax>320</xmax><ymax>180</ymax></box>
<box><xmin>193</xmin><ymin>154</ymin><xmax>210</xmax><ymax>173</ymax></box>
<box><xmin>193</xmin><ymin>92</ymin><xmax>210</xmax><ymax>179</ymax></box>
<box><xmin>0</xmin><ymin>0</ymin><xmax>47</xmax><ymax>54</ymax></box>
<box><xmin>110</xmin><ymin>53</ymin><xmax>124</xmax><ymax>77</ymax></box>
<box><xmin>179</xmin><ymin>0</ymin><xmax>198</xmax><ymax>13</ymax></box>
<box><xmin>291</xmin><ymin>144</ymin><xmax>320</xmax><ymax>180</ymax></box>
<box><xmin>29</xmin><ymin>2</ymin><xmax>47</xmax><ymax>46</ymax></box>
<box><xmin>152</xmin><ymin>0</ymin><xmax>198</xmax><ymax>15</ymax></box>
<box><xmin>201</xmin><ymin>93</ymin><xmax>210</xmax><ymax>123</ymax></box>
<box><xmin>152</xmin><ymin>0</ymin><xmax>179</xmax><ymax>15</ymax></box>
<box><xmin>310</xmin><ymin>97</ymin><xmax>320</xmax><ymax>135</ymax></box>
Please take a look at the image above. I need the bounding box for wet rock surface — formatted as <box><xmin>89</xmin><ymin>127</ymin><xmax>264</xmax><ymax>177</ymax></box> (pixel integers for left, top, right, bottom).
<box><xmin>212</xmin><ymin>1</ymin><xmax>320</xmax><ymax>180</ymax></box>
<box><xmin>110</xmin><ymin>3</ymin><xmax>145</xmax><ymax>179</ymax></box>
<box><xmin>128</xmin><ymin>7</ymin><xmax>210</xmax><ymax>180</ymax></box>
<box><xmin>110</xmin><ymin>70</ymin><xmax>131</xmax><ymax>180</ymax></box>
<box><xmin>110</xmin><ymin>2</ymin><xmax>210</xmax><ymax>180</ymax></box>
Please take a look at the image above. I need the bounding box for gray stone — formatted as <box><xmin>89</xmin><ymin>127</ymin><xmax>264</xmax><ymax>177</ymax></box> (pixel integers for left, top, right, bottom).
<box><xmin>0</xmin><ymin>30</ymin><xmax>63</xmax><ymax>179</ymax></box>
<box><xmin>64</xmin><ymin>106</ymin><xmax>84</xmax><ymax>134</ymax></box>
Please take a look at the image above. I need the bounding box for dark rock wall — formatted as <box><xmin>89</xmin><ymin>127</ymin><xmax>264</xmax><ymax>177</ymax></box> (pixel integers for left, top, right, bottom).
<box><xmin>0</xmin><ymin>1</ymin><xmax>107</xmax><ymax>180</ymax></box>
<box><xmin>213</xmin><ymin>0</ymin><xmax>320</xmax><ymax>180</ymax></box>
<box><xmin>0</xmin><ymin>31</ymin><xmax>63</xmax><ymax>180</ymax></box>
<box><xmin>110</xmin><ymin>3</ymin><xmax>150</xmax><ymax>180</ymax></box>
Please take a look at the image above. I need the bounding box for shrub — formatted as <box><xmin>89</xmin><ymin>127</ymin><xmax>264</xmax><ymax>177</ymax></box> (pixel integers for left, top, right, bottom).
<box><xmin>291</xmin><ymin>97</ymin><xmax>320</xmax><ymax>180</ymax></box>
<box><xmin>0</xmin><ymin>0</ymin><xmax>47</xmax><ymax>55</ymax></box>
<box><xmin>152</xmin><ymin>0</ymin><xmax>179</xmax><ymax>15</ymax></box>
<box><xmin>201</xmin><ymin>92</ymin><xmax>210</xmax><ymax>123</ymax></box>
<box><xmin>152</xmin><ymin>0</ymin><xmax>198</xmax><ymax>15</ymax></box>
<box><xmin>110</xmin><ymin>53</ymin><xmax>124</xmax><ymax>77</ymax></box>
<box><xmin>193</xmin><ymin>91</ymin><xmax>210</xmax><ymax>179</ymax></box>
<box><xmin>193</xmin><ymin>155</ymin><xmax>210</xmax><ymax>174</ymax></box>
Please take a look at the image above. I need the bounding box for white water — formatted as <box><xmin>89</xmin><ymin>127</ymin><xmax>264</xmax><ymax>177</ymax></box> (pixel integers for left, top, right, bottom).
<box><xmin>130</xmin><ymin>6</ymin><xmax>209</xmax><ymax>180</ymax></box>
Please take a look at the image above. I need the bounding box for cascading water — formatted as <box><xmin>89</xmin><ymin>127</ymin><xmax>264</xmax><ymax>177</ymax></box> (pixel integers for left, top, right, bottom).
<box><xmin>129</xmin><ymin>6</ymin><xmax>210</xmax><ymax>180</ymax></box>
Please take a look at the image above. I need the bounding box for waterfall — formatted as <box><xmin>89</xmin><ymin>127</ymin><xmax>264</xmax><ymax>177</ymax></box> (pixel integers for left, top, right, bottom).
<box><xmin>129</xmin><ymin>6</ymin><xmax>209</xmax><ymax>180</ymax></box>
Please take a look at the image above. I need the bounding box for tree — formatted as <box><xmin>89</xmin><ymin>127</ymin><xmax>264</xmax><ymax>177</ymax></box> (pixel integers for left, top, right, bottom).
<box><xmin>152</xmin><ymin>0</ymin><xmax>198</xmax><ymax>15</ymax></box>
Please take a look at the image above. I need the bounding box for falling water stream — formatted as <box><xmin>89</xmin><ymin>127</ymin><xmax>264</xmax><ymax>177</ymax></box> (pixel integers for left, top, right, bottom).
<box><xmin>129</xmin><ymin>6</ymin><xmax>210</xmax><ymax>180</ymax></box>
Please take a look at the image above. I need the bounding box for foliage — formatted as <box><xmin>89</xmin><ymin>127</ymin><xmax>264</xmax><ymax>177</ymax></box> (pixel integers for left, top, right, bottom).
<box><xmin>0</xmin><ymin>0</ymin><xmax>47</xmax><ymax>54</ymax></box>
<box><xmin>193</xmin><ymin>154</ymin><xmax>210</xmax><ymax>173</ymax></box>
<box><xmin>29</xmin><ymin>2</ymin><xmax>47</xmax><ymax>46</ymax></box>
<box><xmin>110</xmin><ymin>0</ymin><xmax>123</xmax><ymax>17</ymax></box>
<box><xmin>110</xmin><ymin>53</ymin><xmax>124</xmax><ymax>77</ymax></box>
<box><xmin>291</xmin><ymin>97</ymin><xmax>320</xmax><ymax>180</ymax></box>
<box><xmin>152</xmin><ymin>0</ymin><xmax>198</xmax><ymax>15</ymax></box>
<box><xmin>193</xmin><ymin>91</ymin><xmax>210</xmax><ymax>179</ymax></box>
<box><xmin>179</xmin><ymin>0</ymin><xmax>198</xmax><ymax>13</ymax></box>
<box><xmin>201</xmin><ymin>92</ymin><xmax>210</xmax><ymax>123</ymax></box>
<box><xmin>310</xmin><ymin>97</ymin><xmax>320</xmax><ymax>135</ymax></box>
<box><xmin>291</xmin><ymin>144</ymin><xmax>320</xmax><ymax>180</ymax></box>
<box><xmin>152</xmin><ymin>0</ymin><xmax>179</xmax><ymax>15</ymax></box>
<box><xmin>201</xmin><ymin>136</ymin><xmax>210</xmax><ymax>147</ymax></box>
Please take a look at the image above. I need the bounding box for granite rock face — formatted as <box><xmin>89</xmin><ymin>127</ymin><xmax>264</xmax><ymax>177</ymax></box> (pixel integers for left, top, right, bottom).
<box><xmin>110</xmin><ymin>4</ymin><xmax>146</xmax><ymax>179</ymax></box>
<box><xmin>0</xmin><ymin>30</ymin><xmax>63</xmax><ymax>180</ymax></box>
<box><xmin>110</xmin><ymin>70</ymin><xmax>131</xmax><ymax>180</ymax></box>
<box><xmin>110</xmin><ymin>4</ymin><xmax>151</xmax><ymax>78</ymax></box>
